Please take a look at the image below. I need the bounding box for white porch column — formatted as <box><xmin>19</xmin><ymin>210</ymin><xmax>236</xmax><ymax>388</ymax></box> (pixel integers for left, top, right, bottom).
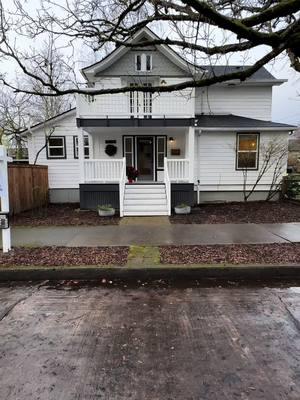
<box><xmin>77</xmin><ymin>127</ymin><xmax>85</xmax><ymax>183</ymax></box>
<box><xmin>186</xmin><ymin>126</ymin><xmax>195</xmax><ymax>183</ymax></box>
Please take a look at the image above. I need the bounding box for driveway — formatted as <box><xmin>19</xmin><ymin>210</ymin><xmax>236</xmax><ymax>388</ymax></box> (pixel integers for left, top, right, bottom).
<box><xmin>0</xmin><ymin>281</ymin><xmax>300</xmax><ymax>399</ymax></box>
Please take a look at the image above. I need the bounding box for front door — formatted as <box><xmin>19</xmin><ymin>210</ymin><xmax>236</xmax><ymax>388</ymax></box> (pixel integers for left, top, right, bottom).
<box><xmin>136</xmin><ymin>136</ymin><xmax>154</xmax><ymax>181</ymax></box>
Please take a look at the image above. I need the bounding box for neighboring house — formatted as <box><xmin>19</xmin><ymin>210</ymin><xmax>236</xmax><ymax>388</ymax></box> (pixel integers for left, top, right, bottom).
<box><xmin>25</xmin><ymin>27</ymin><xmax>296</xmax><ymax>216</ymax></box>
<box><xmin>288</xmin><ymin>129</ymin><xmax>300</xmax><ymax>172</ymax></box>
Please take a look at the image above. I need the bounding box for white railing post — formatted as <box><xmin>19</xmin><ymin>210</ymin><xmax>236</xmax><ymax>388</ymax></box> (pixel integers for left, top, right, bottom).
<box><xmin>77</xmin><ymin>127</ymin><xmax>85</xmax><ymax>183</ymax></box>
<box><xmin>164</xmin><ymin>157</ymin><xmax>171</xmax><ymax>216</ymax></box>
<box><xmin>186</xmin><ymin>126</ymin><xmax>195</xmax><ymax>183</ymax></box>
<box><xmin>119</xmin><ymin>157</ymin><xmax>126</xmax><ymax>217</ymax></box>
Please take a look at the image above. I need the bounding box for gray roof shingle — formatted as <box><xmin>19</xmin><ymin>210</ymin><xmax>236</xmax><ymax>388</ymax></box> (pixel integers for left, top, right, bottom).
<box><xmin>195</xmin><ymin>114</ymin><xmax>297</xmax><ymax>129</ymax></box>
<box><xmin>196</xmin><ymin>65</ymin><xmax>278</xmax><ymax>81</ymax></box>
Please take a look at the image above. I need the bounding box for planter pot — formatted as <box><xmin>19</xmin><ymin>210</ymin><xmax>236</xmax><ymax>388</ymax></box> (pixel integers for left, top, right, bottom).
<box><xmin>98</xmin><ymin>209</ymin><xmax>115</xmax><ymax>217</ymax></box>
<box><xmin>128</xmin><ymin>178</ymin><xmax>134</xmax><ymax>184</ymax></box>
<box><xmin>174</xmin><ymin>206</ymin><xmax>191</xmax><ymax>215</ymax></box>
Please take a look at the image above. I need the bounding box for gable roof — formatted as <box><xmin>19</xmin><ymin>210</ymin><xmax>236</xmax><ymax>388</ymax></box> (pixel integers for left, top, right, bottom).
<box><xmin>81</xmin><ymin>27</ymin><xmax>203</xmax><ymax>80</ymax></box>
<box><xmin>81</xmin><ymin>27</ymin><xmax>285</xmax><ymax>85</ymax></box>
<box><xmin>21</xmin><ymin>108</ymin><xmax>76</xmax><ymax>135</ymax></box>
<box><xmin>195</xmin><ymin>114</ymin><xmax>297</xmax><ymax>131</ymax></box>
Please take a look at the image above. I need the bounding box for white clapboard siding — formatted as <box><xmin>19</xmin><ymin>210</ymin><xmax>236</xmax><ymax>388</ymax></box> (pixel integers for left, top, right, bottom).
<box><xmin>195</xmin><ymin>86</ymin><xmax>272</xmax><ymax>121</ymax></box>
<box><xmin>196</xmin><ymin>131</ymin><xmax>289</xmax><ymax>191</ymax></box>
<box><xmin>27</xmin><ymin>112</ymin><xmax>80</xmax><ymax>189</ymax></box>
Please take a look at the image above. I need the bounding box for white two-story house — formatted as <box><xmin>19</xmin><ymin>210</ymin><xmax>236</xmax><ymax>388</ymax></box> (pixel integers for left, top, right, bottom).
<box><xmin>26</xmin><ymin>27</ymin><xmax>296</xmax><ymax>216</ymax></box>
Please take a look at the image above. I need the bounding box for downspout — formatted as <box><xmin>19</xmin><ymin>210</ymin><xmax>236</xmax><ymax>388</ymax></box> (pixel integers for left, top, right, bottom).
<box><xmin>197</xmin><ymin>129</ymin><xmax>202</xmax><ymax>205</ymax></box>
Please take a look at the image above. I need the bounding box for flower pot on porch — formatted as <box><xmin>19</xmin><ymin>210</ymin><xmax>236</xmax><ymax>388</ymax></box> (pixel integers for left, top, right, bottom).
<box><xmin>174</xmin><ymin>204</ymin><xmax>191</xmax><ymax>215</ymax></box>
<box><xmin>128</xmin><ymin>178</ymin><xmax>134</xmax><ymax>184</ymax></box>
<box><xmin>97</xmin><ymin>205</ymin><xmax>115</xmax><ymax>217</ymax></box>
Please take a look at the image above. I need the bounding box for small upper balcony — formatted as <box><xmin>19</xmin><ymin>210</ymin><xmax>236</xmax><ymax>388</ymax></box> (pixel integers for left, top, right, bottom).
<box><xmin>76</xmin><ymin>89</ymin><xmax>195</xmax><ymax>120</ymax></box>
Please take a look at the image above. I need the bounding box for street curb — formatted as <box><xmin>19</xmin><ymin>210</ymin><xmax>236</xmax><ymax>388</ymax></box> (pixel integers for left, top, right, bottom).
<box><xmin>0</xmin><ymin>263</ymin><xmax>300</xmax><ymax>281</ymax></box>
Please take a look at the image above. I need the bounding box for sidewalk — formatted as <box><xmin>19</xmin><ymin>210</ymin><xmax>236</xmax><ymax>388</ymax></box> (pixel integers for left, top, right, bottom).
<box><xmin>3</xmin><ymin>222</ymin><xmax>300</xmax><ymax>247</ymax></box>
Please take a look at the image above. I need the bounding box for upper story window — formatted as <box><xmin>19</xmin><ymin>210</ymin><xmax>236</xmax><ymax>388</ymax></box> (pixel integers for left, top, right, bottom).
<box><xmin>135</xmin><ymin>54</ymin><xmax>152</xmax><ymax>72</ymax></box>
<box><xmin>47</xmin><ymin>136</ymin><xmax>66</xmax><ymax>159</ymax></box>
<box><xmin>236</xmin><ymin>133</ymin><xmax>259</xmax><ymax>170</ymax></box>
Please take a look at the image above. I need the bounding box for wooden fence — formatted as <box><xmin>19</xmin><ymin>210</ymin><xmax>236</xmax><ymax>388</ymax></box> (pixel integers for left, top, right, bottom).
<box><xmin>8</xmin><ymin>164</ymin><xmax>48</xmax><ymax>215</ymax></box>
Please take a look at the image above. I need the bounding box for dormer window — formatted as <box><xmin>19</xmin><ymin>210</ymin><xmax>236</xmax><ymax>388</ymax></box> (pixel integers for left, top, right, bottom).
<box><xmin>135</xmin><ymin>54</ymin><xmax>152</xmax><ymax>72</ymax></box>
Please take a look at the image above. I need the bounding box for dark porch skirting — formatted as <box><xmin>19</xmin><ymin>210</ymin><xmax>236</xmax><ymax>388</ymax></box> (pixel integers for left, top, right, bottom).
<box><xmin>80</xmin><ymin>183</ymin><xmax>195</xmax><ymax>211</ymax></box>
<box><xmin>80</xmin><ymin>184</ymin><xmax>120</xmax><ymax>210</ymax></box>
<box><xmin>171</xmin><ymin>183</ymin><xmax>194</xmax><ymax>208</ymax></box>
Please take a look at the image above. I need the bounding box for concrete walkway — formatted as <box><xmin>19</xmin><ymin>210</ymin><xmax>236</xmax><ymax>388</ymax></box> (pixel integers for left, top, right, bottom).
<box><xmin>3</xmin><ymin>222</ymin><xmax>300</xmax><ymax>247</ymax></box>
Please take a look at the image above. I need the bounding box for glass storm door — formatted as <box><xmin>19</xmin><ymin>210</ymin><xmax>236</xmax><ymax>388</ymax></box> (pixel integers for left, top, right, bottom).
<box><xmin>136</xmin><ymin>137</ymin><xmax>154</xmax><ymax>181</ymax></box>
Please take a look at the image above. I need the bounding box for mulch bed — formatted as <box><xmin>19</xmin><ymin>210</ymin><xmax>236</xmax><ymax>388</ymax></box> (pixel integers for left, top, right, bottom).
<box><xmin>170</xmin><ymin>200</ymin><xmax>300</xmax><ymax>224</ymax></box>
<box><xmin>0</xmin><ymin>246</ymin><xmax>128</xmax><ymax>267</ymax></box>
<box><xmin>11</xmin><ymin>204</ymin><xmax>120</xmax><ymax>226</ymax></box>
<box><xmin>160</xmin><ymin>243</ymin><xmax>300</xmax><ymax>265</ymax></box>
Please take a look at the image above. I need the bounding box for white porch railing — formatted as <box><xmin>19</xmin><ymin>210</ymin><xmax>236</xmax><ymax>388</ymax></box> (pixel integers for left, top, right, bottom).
<box><xmin>119</xmin><ymin>158</ymin><xmax>126</xmax><ymax>217</ymax></box>
<box><xmin>164</xmin><ymin>157</ymin><xmax>171</xmax><ymax>216</ymax></box>
<box><xmin>167</xmin><ymin>159</ymin><xmax>190</xmax><ymax>182</ymax></box>
<box><xmin>84</xmin><ymin>159</ymin><xmax>124</xmax><ymax>183</ymax></box>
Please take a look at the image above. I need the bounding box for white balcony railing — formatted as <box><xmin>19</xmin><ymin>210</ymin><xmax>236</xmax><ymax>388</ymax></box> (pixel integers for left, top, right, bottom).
<box><xmin>77</xmin><ymin>90</ymin><xmax>194</xmax><ymax>119</ymax></box>
<box><xmin>84</xmin><ymin>159</ymin><xmax>125</xmax><ymax>183</ymax></box>
<box><xmin>167</xmin><ymin>159</ymin><xmax>190</xmax><ymax>182</ymax></box>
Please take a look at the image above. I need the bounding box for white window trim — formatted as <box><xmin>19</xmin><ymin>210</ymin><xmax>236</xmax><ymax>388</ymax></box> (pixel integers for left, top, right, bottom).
<box><xmin>124</xmin><ymin>136</ymin><xmax>134</xmax><ymax>167</ymax></box>
<box><xmin>156</xmin><ymin>136</ymin><xmax>166</xmax><ymax>170</ymax></box>
<box><xmin>236</xmin><ymin>133</ymin><xmax>259</xmax><ymax>170</ymax></box>
<box><xmin>135</xmin><ymin>54</ymin><xmax>152</xmax><ymax>72</ymax></box>
<box><xmin>47</xmin><ymin>136</ymin><xmax>66</xmax><ymax>159</ymax></box>
<box><xmin>74</xmin><ymin>135</ymin><xmax>89</xmax><ymax>159</ymax></box>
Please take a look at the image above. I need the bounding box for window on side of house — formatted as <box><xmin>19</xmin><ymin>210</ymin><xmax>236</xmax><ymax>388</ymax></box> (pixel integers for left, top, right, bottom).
<box><xmin>47</xmin><ymin>136</ymin><xmax>66</xmax><ymax>159</ymax></box>
<box><xmin>135</xmin><ymin>54</ymin><xmax>152</xmax><ymax>72</ymax></box>
<box><xmin>73</xmin><ymin>135</ymin><xmax>89</xmax><ymax>159</ymax></box>
<box><xmin>236</xmin><ymin>133</ymin><xmax>259</xmax><ymax>170</ymax></box>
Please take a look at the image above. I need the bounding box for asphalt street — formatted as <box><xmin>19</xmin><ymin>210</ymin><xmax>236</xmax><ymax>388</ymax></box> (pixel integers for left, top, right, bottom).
<box><xmin>0</xmin><ymin>280</ymin><xmax>300</xmax><ymax>399</ymax></box>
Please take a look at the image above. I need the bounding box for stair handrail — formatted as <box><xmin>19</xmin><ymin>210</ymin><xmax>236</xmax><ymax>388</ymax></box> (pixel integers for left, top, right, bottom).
<box><xmin>164</xmin><ymin>157</ymin><xmax>171</xmax><ymax>216</ymax></box>
<box><xmin>119</xmin><ymin>157</ymin><xmax>126</xmax><ymax>217</ymax></box>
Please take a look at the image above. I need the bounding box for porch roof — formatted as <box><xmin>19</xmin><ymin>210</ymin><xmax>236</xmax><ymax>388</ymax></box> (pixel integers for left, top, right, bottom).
<box><xmin>195</xmin><ymin>114</ymin><xmax>297</xmax><ymax>131</ymax></box>
<box><xmin>76</xmin><ymin>117</ymin><xmax>195</xmax><ymax>128</ymax></box>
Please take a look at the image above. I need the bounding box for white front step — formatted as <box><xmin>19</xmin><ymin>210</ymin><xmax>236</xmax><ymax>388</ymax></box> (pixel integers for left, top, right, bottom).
<box><xmin>125</xmin><ymin>193</ymin><xmax>166</xmax><ymax>199</ymax></box>
<box><xmin>124</xmin><ymin>211</ymin><xmax>169</xmax><ymax>216</ymax></box>
<box><xmin>124</xmin><ymin>199</ymin><xmax>167</xmax><ymax>205</ymax></box>
<box><xmin>123</xmin><ymin>183</ymin><xmax>169</xmax><ymax>216</ymax></box>
<box><xmin>125</xmin><ymin>184</ymin><xmax>165</xmax><ymax>189</ymax></box>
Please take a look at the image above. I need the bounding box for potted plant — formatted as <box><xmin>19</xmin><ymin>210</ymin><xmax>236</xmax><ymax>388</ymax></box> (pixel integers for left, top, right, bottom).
<box><xmin>174</xmin><ymin>203</ymin><xmax>191</xmax><ymax>215</ymax></box>
<box><xmin>97</xmin><ymin>204</ymin><xmax>115</xmax><ymax>217</ymax></box>
<box><xmin>126</xmin><ymin>166</ymin><xmax>139</xmax><ymax>183</ymax></box>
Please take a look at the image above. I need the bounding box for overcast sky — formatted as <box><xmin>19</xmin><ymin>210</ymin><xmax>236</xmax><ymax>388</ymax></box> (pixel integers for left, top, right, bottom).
<box><xmin>1</xmin><ymin>0</ymin><xmax>299</xmax><ymax>126</ymax></box>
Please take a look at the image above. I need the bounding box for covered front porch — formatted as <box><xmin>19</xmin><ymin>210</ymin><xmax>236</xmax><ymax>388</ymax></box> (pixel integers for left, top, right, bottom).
<box><xmin>76</xmin><ymin>123</ymin><xmax>195</xmax><ymax>216</ymax></box>
<box><xmin>77</xmin><ymin>126</ymin><xmax>195</xmax><ymax>184</ymax></box>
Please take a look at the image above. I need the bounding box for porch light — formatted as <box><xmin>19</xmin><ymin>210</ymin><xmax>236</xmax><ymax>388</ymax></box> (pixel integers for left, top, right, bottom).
<box><xmin>169</xmin><ymin>137</ymin><xmax>175</xmax><ymax>143</ymax></box>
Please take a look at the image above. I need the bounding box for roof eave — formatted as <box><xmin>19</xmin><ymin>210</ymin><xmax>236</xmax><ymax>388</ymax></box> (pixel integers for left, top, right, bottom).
<box><xmin>197</xmin><ymin>126</ymin><xmax>296</xmax><ymax>131</ymax></box>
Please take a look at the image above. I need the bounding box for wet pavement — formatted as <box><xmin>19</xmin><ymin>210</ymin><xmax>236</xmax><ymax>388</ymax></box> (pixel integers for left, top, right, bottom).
<box><xmin>0</xmin><ymin>280</ymin><xmax>300</xmax><ymax>399</ymax></box>
<box><xmin>5</xmin><ymin>222</ymin><xmax>300</xmax><ymax>247</ymax></box>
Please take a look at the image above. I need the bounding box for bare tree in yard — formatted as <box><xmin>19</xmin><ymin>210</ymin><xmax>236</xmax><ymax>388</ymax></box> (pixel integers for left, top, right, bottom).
<box><xmin>240</xmin><ymin>138</ymin><xmax>288</xmax><ymax>202</ymax></box>
<box><xmin>0</xmin><ymin>90</ymin><xmax>28</xmax><ymax>159</ymax></box>
<box><xmin>0</xmin><ymin>29</ymin><xmax>75</xmax><ymax>163</ymax></box>
<box><xmin>0</xmin><ymin>0</ymin><xmax>298</xmax><ymax>98</ymax></box>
